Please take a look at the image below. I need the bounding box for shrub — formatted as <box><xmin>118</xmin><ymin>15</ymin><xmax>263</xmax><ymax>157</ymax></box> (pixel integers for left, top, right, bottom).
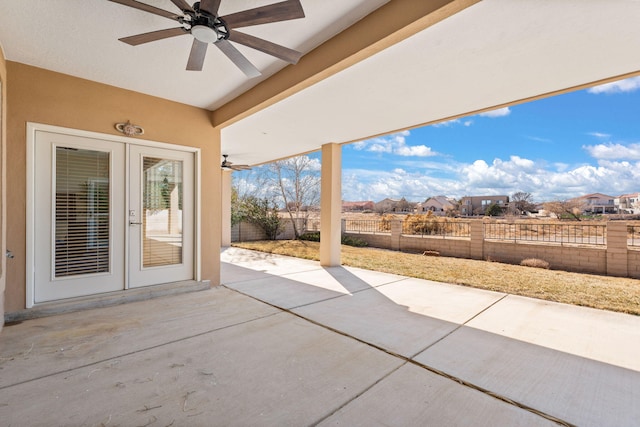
<box><xmin>404</xmin><ymin>212</ymin><xmax>439</xmax><ymax>235</ymax></box>
<box><xmin>378</xmin><ymin>214</ymin><xmax>395</xmax><ymax>232</ymax></box>
<box><xmin>298</xmin><ymin>232</ymin><xmax>367</xmax><ymax>247</ymax></box>
<box><xmin>341</xmin><ymin>235</ymin><xmax>368</xmax><ymax>247</ymax></box>
<box><xmin>299</xmin><ymin>232</ymin><xmax>320</xmax><ymax>242</ymax></box>
<box><xmin>239</xmin><ymin>196</ymin><xmax>283</xmax><ymax>240</ymax></box>
<box><xmin>520</xmin><ymin>258</ymin><xmax>550</xmax><ymax>269</ymax></box>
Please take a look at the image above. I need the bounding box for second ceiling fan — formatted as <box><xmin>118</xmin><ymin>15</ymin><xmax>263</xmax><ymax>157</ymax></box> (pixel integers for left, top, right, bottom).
<box><xmin>110</xmin><ymin>0</ymin><xmax>305</xmax><ymax>78</ymax></box>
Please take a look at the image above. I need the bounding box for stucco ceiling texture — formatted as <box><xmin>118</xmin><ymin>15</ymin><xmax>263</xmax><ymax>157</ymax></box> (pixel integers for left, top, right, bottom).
<box><xmin>1</xmin><ymin>1</ymin><xmax>640</xmax><ymax>167</ymax></box>
<box><xmin>222</xmin><ymin>0</ymin><xmax>640</xmax><ymax>165</ymax></box>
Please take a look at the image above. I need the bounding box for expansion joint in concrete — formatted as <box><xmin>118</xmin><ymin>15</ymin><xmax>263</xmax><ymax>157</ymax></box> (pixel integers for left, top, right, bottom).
<box><xmin>226</xmin><ymin>287</ymin><xmax>576</xmax><ymax>427</ymax></box>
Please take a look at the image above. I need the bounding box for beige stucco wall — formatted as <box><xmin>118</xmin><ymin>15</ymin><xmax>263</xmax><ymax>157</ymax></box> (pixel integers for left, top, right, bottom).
<box><xmin>5</xmin><ymin>62</ymin><xmax>221</xmax><ymax>313</ymax></box>
<box><xmin>0</xmin><ymin>48</ymin><xmax>7</xmax><ymax>327</ymax></box>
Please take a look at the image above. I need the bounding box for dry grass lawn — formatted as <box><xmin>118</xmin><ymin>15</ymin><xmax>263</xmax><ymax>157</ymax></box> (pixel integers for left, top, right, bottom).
<box><xmin>232</xmin><ymin>240</ymin><xmax>640</xmax><ymax>316</ymax></box>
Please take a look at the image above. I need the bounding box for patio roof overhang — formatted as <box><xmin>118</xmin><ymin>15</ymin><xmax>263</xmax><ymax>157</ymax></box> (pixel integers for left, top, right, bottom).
<box><xmin>2</xmin><ymin>1</ymin><xmax>639</xmax><ymax>167</ymax></box>
<box><xmin>216</xmin><ymin>0</ymin><xmax>640</xmax><ymax>166</ymax></box>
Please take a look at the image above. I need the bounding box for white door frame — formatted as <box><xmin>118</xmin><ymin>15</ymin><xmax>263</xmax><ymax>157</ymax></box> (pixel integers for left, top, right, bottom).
<box><xmin>26</xmin><ymin>123</ymin><xmax>202</xmax><ymax>308</ymax></box>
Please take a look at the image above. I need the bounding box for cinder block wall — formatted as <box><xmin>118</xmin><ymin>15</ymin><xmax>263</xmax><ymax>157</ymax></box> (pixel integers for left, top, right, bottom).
<box><xmin>344</xmin><ymin>221</ymin><xmax>635</xmax><ymax>278</ymax></box>
<box><xmin>400</xmin><ymin>235</ymin><xmax>471</xmax><ymax>258</ymax></box>
<box><xmin>343</xmin><ymin>233</ymin><xmax>392</xmax><ymax>248</ymax></box>
<box><xmin>484</xmin><ymin>241</ymin><xmax>606</xmax><ymax>274</ymax></box>
<box><xmin>231</xmin><ymin>218</ymin><xmax>305</xmax><ymax>242</ymax></box>
<box><xmin>628</xmin><ymin>250</ymin><xmax>640</xmax><ymax>279</ymax></box>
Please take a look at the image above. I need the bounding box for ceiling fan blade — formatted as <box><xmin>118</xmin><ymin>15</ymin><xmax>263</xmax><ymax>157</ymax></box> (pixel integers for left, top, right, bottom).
<box><xmin>199</xmin><ymin>0</ymin><xmax>222</xmax><ymax>15</ymax></box>
<box><xmin>187</xmin><ymin>39</ymin><xmax>208</xmax><ymax>71</ymax></box>
<box><xmin>170</xmin><ymin>0</ymin><xmax>194</xmax><ymax>13</ymax></box>
<box><xmin>119</xmin><ymin>27</ymin><xmax>188</xmax><ymax>46</ymax></box>
<box><xmin>109</xmin><ymin>0</ymin><xmax>181</xmax><ymax>21</ymax></box>
<box><xmin>229</xmin><ymin>31</ymin><xmax>302</xmax><ymax>64</ymax></box>
<box><xmin>222</xmin><ymin>0</ymin><xmax>304</xmax><ymax>28</ymax></box>
<box><xmin>215</xmin><ymin>40</ymin><xmax>261</xmax><ymax>78</ymax></box>
<box><xmin>232</xmin><ymin>165</ymin><xmax>252</xmax><ymax>171</ymax></box>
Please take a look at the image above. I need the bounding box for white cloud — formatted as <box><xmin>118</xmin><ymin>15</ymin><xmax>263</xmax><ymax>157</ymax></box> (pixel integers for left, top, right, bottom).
<box><xmin>478</xmin><ymin>107</ymin><xmax>511</xmax><ymax>118</ymax></box>
<box><xmin>587</xmin><ymin>76</ymin><xmax>640</xmax><ymax>94</ymax></box>
<box><xmin>583</xmin><ymin>142</ymin><xmax>640</xmax><ymax>160</ymax></box>
<box><xmin>433</xmin><ymin>119</ymin><xmax>460</xmax><ymax>127</ymax></box>
<box><xmin>431</xmin><ymin>107</ymin><xmax>510</xmax><ymax>128</ymax></box>
<box><xmin>342</xmin><ymin>168</ymin><xmax>463</xmax><ymax>202</ymax></box>
<box><xmin>342</xmin><ymin>154</ymin><xmax>640</xmax><ymax>203</ymax></box>
<box><xmin>395</xmin><ymin>145</ymin><xmax>437</xmax><ymax>157</ymax></box>
<box><xmin>526</xmin><ymin>136</ymin><xmax>552</xmax><ymax>143</ymax></box>
<box><xmin>432</xmin><ymin>119</ymin><xmax>474</xmax><ymax>128</ymax></box>
<box><xmin>588</xmin><ymin>132</ymin><xmax>611</xmax><ymax>139</ymax></box>
<box><xmin>352</xmin><ymin>131</ymin><xmax>438</xmax><ymax>157</ymax></box>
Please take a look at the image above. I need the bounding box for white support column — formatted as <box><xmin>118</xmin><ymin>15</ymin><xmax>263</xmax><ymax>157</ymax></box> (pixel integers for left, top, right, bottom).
<box><xmin>320</xmin><ymin>143</ymin><xmax>342</xmax><ymax>266</ymax></box>
<box><xmin>221</xmin><ymin>169</ymin><xmax>232</xmax><ymax>247</ymax></box>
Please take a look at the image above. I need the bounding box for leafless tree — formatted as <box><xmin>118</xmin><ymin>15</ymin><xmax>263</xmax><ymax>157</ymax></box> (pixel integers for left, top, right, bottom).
<box><xmin>510</xmin><ymin>191</ymin><xmax>536</xmax><ymax>215</ymax></box>
<box><xmin>543</xmin><ymin>199</ymin><xmax>586</xmax><ymax>221</ymax></box>
<box><xmin>267</xmin><ymin>155</ymin><xmax>321</xmax><ymax>238</ymax></box>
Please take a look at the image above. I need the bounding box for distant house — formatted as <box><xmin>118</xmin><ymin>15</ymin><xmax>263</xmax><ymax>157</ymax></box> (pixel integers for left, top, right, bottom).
<box><xmin>417</xmin><ymin>196</ymin><xmax>456</xmax><ymax>216</ymax></box>
<box><xmin>374</xmin><ymin>197</ymin><xmax>415</xmax><ymax>213</ymax></box>
<box><xmin>460</xmin><ymin>195</ymin><xmax>509</xmax><ymax>216</ymax></box>
<box><xmin>616</xmin><ymin>193</ymin><xmax>640</xmax><ymax>214</ymax></box>
<box><xmin>575</xmin><ymin>193</ymin><xmax>617</xmax><ymax>214</ymax></box>
<box><xmin>342</xmin><ymin>200</ymin><xmax>375</xmax><ymax>212</ymax></box>
<box><xmin>374</xmin><ymin>198</ymin><xmax>398</xmax><ymax>213</ymax></box>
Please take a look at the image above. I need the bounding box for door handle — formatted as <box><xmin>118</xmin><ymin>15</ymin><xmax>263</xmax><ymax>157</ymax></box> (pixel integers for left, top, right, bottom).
<box><xmin>129</xmin><ymin>221</ymin><xmax>143</xmax><ymax>225</ymax></box>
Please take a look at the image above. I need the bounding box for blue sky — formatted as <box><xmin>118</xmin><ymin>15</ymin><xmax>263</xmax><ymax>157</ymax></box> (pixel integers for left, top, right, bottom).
<box><xmin>238</xmin><ymin>76</ymin><xmax>640</xmax><ymax>204</ymax></box>
<box><xmin>341</xmin><ymin>76</ymin><xmax>640</xmax><ymax>203</ymax></box>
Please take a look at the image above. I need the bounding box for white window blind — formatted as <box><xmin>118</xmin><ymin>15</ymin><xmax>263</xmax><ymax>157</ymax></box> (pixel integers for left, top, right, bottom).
<box><xmin>55</xmin><ymin>147</ymin><xmax>110</xmax><ymax>277</ymax></box>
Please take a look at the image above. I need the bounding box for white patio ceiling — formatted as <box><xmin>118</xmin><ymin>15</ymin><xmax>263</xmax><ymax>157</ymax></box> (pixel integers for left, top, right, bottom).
<box><xmin>222</xmin><ymin>0</ymin><xmax>640</xmax><ymax>165</ymax></box>
<box><xmin>1</xmin><ymin>0</ymin><xmax>639</xmax><ymax>167</ymax></box>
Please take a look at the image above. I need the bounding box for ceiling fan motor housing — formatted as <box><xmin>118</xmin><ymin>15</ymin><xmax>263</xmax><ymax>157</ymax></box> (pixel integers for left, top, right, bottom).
<box><xmin>190</xmin><ymin>2</ymin><xmax>229</xmax><ymax>43</ymax></box>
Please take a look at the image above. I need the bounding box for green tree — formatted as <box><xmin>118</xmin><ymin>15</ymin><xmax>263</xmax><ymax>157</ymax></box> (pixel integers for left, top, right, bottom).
<box><xmin>239</xmin><ymin>196</ymin><xmax>283</xmax><ymax>240</ymax></box>
<box><xmin>230</xmin><ymin>186</ymin><xmax>243</xmax><ymax>226</ymax></box>
<box><xmin>485</xmin><ymin>203</ymin><xmax>503</xmax><ymax>216</ymax></box>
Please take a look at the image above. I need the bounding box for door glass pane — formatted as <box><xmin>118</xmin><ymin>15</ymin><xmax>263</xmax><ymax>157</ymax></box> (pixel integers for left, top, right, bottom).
<box><xmin>55</xmin><ymin>147</ymin><xmax>110</xmax><ymax>277</ymax></box>
<box><xmin>143</xmin><ymin>157</ymin><xmax>183</xmax><ymax>267</ymax></box>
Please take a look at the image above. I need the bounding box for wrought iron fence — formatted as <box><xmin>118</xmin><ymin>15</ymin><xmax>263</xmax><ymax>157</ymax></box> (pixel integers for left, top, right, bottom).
<box><xmin>401</xmin><ymin>220</ymin><xmax>470</xmax><ymax>238</ymax></box>
<box><xmin>484</xmin><ymin>222</ymin><xmax>606</xmax><ymax>246</ymax></box>
<box><xmin>629</xmin><ymin>224</ymin><xmax>640</xmax><ymax>247</ymax></box>
<box><xmin>343</xmin><ymin>219</ymin><xmax>390</xmax><ymax>234</ymax></box>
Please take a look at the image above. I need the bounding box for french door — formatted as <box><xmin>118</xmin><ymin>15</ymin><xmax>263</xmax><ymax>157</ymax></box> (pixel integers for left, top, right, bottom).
<box><xmin>128</xmin><ymin>145</ymin><xmax>194</xmax><ymax>288</ymax></box>
<box><xmin>33</xmin><ymin>131</ymin><xmax>195</xmax><ymax>303</ymax></box>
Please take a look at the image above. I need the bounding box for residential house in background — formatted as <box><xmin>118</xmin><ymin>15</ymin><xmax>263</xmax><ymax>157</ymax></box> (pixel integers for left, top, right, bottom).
<box><xmin>417</xmin><ymin>196</ymin><xmax>457</xmax><ymax>216</ymax></box>
<box><xmin>616</xmin><ymin>193</ymin><xmax>640</xmax><ymax>214</ymax></box>
<box><xmin>460</xmin><ymin>195</ymin><xmax>509</xmax><ymax>216</ymax></box>
<box><xmin>575</xmin><ymin>193</ymin><xmax>617</xmax><ymax>214</ymax></box>
<box><xmin>342</xmin><ymin>200</ymin><xmax>375</xmax><ymax>212</ymax></box>
<box><xmin>374</xmin><ymin>197</ymin><xmax>415</xmax><ymax>214</ymax></box>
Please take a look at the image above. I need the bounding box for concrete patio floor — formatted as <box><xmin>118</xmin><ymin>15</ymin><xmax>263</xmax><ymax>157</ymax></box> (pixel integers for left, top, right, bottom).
<box><xmin>1</xmin><ymin>247</ymin><xmax>639</xmax><ymax>426</ymax></box>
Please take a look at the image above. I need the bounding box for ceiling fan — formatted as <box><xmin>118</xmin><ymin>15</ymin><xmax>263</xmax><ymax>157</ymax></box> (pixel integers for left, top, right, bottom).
<box><xmin>109</xmin><ymin>0</ymin><xmax>305</xmax><ymax>78</ymax></box>
<box><xmin>221</xmin><ymin>154</ymin><xmax>251</xmax><ymax>171</ymax></box>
